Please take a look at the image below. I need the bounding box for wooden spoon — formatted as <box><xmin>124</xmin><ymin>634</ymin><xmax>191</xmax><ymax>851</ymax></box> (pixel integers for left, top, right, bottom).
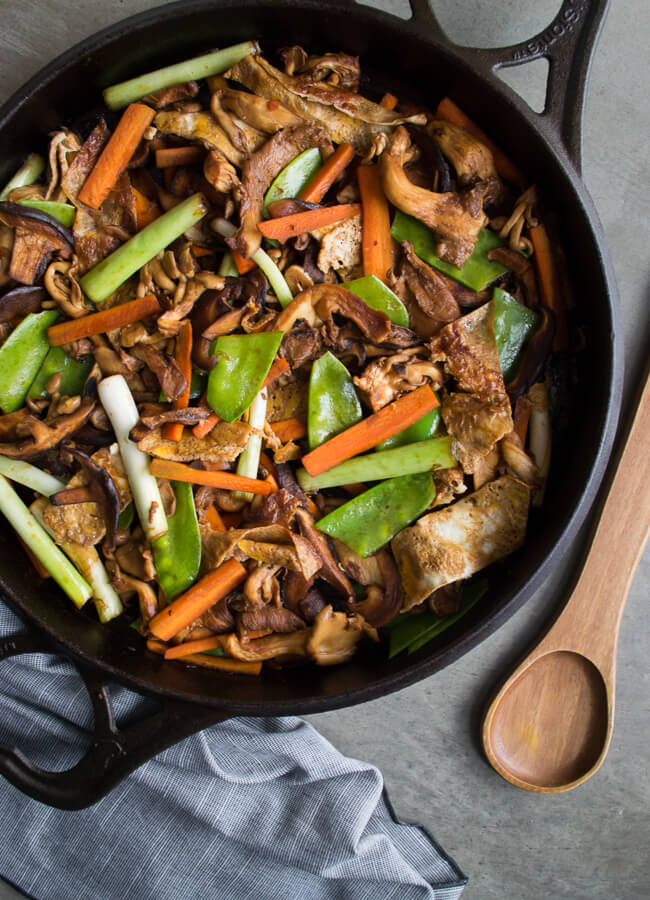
<box><xmin>482</xmin><ymin>372</ymin><xmax>650</xmax><ymax>792</ymax></box>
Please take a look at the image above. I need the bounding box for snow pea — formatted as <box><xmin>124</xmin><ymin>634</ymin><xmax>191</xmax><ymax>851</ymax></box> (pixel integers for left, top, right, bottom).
<box><xmin>263</xmin><ymin>148</ymin><xmax>322</xmax><ymax>216</ymax></box>
<box><xmin>18</xmin><ymin>199</ymin><xmax>75</xmax><ymax>228</ymax></box>
<box><xmin>152</xmin><ymin>481</ymin><xmax>200</xmax><ymax>601</ymax></box>
<box><xmin>344</xmin><ymin>275</ymin><xmax>410</xmax><ymax>327</ymax></box>
<box><xmin>207</xmin><ymin>331</ymin><xmax>283</xmax><ymax>422</ymax></box>
<box><xmin>492</xmin><ymin>287</ymin><xmax>540</xmax><ymax>381</ymax></box>
<box><xmin>316</xmin><ymin>472</ymin><xmax>435</xmax><ymax>557</ymax></box>
<box><xmin>376</xmin><ymin>405</ymin><xmax>440</xmax><ymax>451</ymax></box>
<box><xmin>0</xmin><ymin>310</ymin><xmax>59</xmax><ymax>413</ymax></box>
<box><xmin>390</xmin><ymin>210</ymin><xmax>509</xmax><ymax>292</ymax></box>
<box><xmin>28</xmin><ymin>347</ymin><xmax>93</xmax><ymax>400</ymax></box>
<box><xmin>308</xmin><ymin>351</ymin><xmax>362</xmax><ymax>449</ymax></box>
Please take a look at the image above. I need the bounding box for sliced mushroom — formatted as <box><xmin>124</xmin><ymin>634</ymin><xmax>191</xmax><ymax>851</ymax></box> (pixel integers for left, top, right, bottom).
<box><xmin>0</xmin><ymin>285</ymin><xmax>45</xmax><ymax>323</ymax></box>
<box><xmin>280</xmin><ymin>47</ymin><xmax>361</xmax><ymax>91</ymax></box>
<box><xmin>295</xmin><ymin>507</ymin><xmax>353</xmax><ymax>599</ymax></box>
<box><xmin>154</xmin><ymin>110</ymin><xmax>244</xmax><ymax>166</ymax></box>
<box><xmin>142</xmin><ymin>81</ymin><xmax>199</xmax><ymax>109</ymax></box>
<box><xmin>131</xmin><ymin>344</ymin><xmax>187</xmax><ymax>401</ymax></box>
<box><xmin>0</xmin><ymin>202</ymin><xmax>74</xmax><ymax>285</ymax></box>
<box><xmin>238</xmin><ymin>606</ymin><xmax>306</xmax><ymax>637</ymax></box>
<box><xmin>203</xmin><ymin>149</ymin><xmax>241</xmax><ymax>194</ymax></box>
<box><xmin>379</xmin><ymin>127</ymin><xmax>487</xmax><ymax>267</ymax></box>
<box><xmin>129</xmin><ymin>407</ymin><xmax>213</xmax><ymax>441</ymax></box>
<box><xmin>354</xmin><ymin>347</ymin><xmax>443</xmax><ymax>412</ymax></box>
<box><xmin>306</xmin><ymin>605</ymin><xmax>373</xmax><ymax>666</ymax></box>
<box><xmin>0</xmin><ymin>396</ymin><xmax>95</xmax><ymax>459</ymax></box>
<box><xmin>225</xmin><ymin>630</ymin><xmax>309</xmax><ymax>662</ymax></box>
<box><xmin>242</xmin><ymin>564</ymin><xmax>282</xmax><ymax>609</ymax></box>
<box><xmin>219</xmin><ymin>87</ymin><xmax>303</xmax><ymax>133</ymax></box>
<box><xmin>427</xmin><ymin>119</ymin><xmax>501</xmax><ymax>203</ymax></box>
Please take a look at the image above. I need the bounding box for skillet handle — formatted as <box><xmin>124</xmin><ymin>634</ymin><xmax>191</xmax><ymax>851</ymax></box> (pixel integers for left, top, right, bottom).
<box><xmin>404</xmin><ymin>0</ymin><xmax>610</xmax><ymax>173</ymax></box>
<box><xmin>0</xmin><ymin>631</ymin><xmax>228</xmax><ymax>810</ymax></box>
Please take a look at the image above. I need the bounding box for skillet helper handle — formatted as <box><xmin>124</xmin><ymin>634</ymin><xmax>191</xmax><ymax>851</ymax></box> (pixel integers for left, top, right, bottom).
<box><xmin>403</xmin><ymin>0</ymin><xmax>610</xmax><ymax>173</ymax></box>
<box><xmin>0</xmin><ymin>631</ymin><xmax>229</xmax><ymax>810</ymax></box>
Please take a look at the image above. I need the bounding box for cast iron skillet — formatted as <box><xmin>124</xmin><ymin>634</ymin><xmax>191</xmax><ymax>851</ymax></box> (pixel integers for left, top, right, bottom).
<box><xmin>0</xmin><ymin>0</ymin><xmax>622</xmax><ymax>809</ymax></box>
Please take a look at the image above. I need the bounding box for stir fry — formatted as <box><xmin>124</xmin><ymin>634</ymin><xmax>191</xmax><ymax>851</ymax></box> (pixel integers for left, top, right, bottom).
<box><xmin>0</xmin><ymin>41</ymin><xmax>562</xmax><ymax>673</ymax></box>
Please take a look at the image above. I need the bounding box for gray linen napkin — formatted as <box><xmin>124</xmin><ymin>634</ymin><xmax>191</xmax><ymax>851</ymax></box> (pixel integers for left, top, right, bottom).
<box><xmin>0</xmin><ymin>599</ymin><xmax>466</xmax><ymax>899</ymax></box>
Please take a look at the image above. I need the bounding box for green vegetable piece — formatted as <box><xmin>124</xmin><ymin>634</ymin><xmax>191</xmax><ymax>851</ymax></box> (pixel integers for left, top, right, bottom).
<box><xmin>344</xmin><ymin>275</ymin><xmax>410</xmax><ymax>327</ymax></box>
<box><xmin>0</xmin><ymin>310</ymin><xmax>59</xmax><ymax>413</ymax></box>
<box><xmin>317</xmin><ymin>473</ymin><xmax>435</xmax><ymax>558</ymax></box>
<box><xmin>18</xmin><ymin>199</ymin><xmax>75</xmax><ymax>227</ymax></box>
<box><xmin>0</xmin><ymin>153</ymin><xmax>45</xmax><ymax>201</ymax></box>
<box><xmin>388</xmin><ymin>578</ymin><xmax>489</xmax><ymax>658</ymax></box>
<box><xmin>391</xmin><ymin>210</ymin><xmax>509</xmax><ymax>291</ymax></box>
<box><xmin>153</xmin><ymin>481</ymin><xmax>201</xmax><ymax>601</ymax></box>
<box><xmin>218</xmin><ymin>251</ymin><xmax>239</xmax><ymax>277</ymax></box>
<box><xmin>103</xmin><ymin>42</ymin><xmax>258</xmax><ymax>110</ymax></box>
<box><xmin>0</xmin><ymin>474</ymin><xmax>91</xmax><ymax>608</ymax></box>
<box><xmin>492</xmin><ymin>287</ymin><xmax>540</xmax><ymax>381</ymax></box>
<box><xmin>207</xmin><ymin>331</ymin><xmax>284</xmax><ymax>422</ymax></box>
<box><xmin>28</xmin><ymin>347</ymin><xmax>93</xmax><ymax>400</ymax></box>
<box><xmin>117</xmin><ymin>502</ymin><xmax>135</xmax><ymax>530</ymax></box>
<box><xmin>308</xmin><ymin>352</ymin><xmax>362</xmax><ymax>450</ymax></box>
<box><xmin>201</xmin><ymin>647</ymin><xmax>226</xmax><ymax>657</ymax></box>
<box><xmin>80</xmin><ymin>193</ymin><xmax>208</xmax><ymax>303</ymax></box>
<box><xmin>297</xmin><ymin>436</ymin><xmax>455</xmax><ymax>491</ymax></box>
<box><xmin>263</xmin><ymin>148</ymin><xmax>322</xmax><ymax>216</ymax></box>
<box><xmin>376</xmin><ymin>406</ymin><xmax>440</xmax><ymax>451</ymax></box>
<box><xmin>159</xmin><ymin>370</ymin><xmax>206</xmax><ymax>403</ymax></box>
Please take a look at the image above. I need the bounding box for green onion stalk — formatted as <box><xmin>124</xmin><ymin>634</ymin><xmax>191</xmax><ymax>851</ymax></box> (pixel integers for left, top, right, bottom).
<box><xmin>211</xmin><ymin>218</ymin><xmax>294</xmax><ymax>307</ymax></box>
<box><xmin>233</xmin><ymin>387</ymin><xmax>268</xmax><ymax>503</ymax></box>
<box><xmin>0</xmin><ymin>154</ymin><xmax>45</xmax><ymax>201</ymax></box>
<box><xmin>0</xmin><ymin>455</ymin><xmax>65</xmax><ymax>496</ymax></box>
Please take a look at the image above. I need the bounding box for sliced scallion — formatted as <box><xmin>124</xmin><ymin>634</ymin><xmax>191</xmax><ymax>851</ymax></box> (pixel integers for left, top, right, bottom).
<box><xmin>0</xmin><ymin>456</ymin><xmax>65</xmax><ymax>496</ymax></box>
<box><xmin>0</xmin><ymin>154</ymin><xmax>45</xmax><ymax>201</ymax></box>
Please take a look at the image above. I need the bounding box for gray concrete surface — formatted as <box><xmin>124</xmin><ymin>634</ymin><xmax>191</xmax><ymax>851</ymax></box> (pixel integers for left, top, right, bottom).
<box><xmin>0</xmin><ymin>1</ymin><xmax>648</xmax><ymax>898</ymax></box>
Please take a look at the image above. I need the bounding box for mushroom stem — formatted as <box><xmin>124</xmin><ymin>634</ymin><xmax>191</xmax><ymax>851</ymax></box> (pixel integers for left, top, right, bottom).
<box><xmin>97</xmin><ymin>374</ymin><xmax>168</xmax><ymax>542</ymax></box>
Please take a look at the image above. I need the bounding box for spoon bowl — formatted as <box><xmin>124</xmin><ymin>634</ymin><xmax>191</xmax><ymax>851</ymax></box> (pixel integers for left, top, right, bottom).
<box><xmin>482</xmin><ymin>372</ymin><xmax>649</xmax><ymax>792</ymax></box>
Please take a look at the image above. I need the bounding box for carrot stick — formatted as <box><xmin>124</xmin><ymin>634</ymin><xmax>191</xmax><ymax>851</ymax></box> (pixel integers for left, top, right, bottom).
<box><xmin>133</xmin><ymin>186</ymin><xmax>161</xmax><ymax>230</ymax></box>
<box><xmin>435</xmin><ymin>97</ymin><xmax>525</xmax><ymax>189</ymax></box>
<box><xmin>47</xmin><ymin>294</ymin><xmax>160</xmax><ymax>346</ymax></box>
<box><xmin>298</xmin><ymin>143</ymin><xmax>355</xmax><ymax>204</ymax></box>
<box><xmin>155</xmin><ymin>146</ymin><xmax>205</xmax><ymax>168</ymax></box>
<box><xmin>270</xmin><ymin>418</ymin><xmax>307</xmax><ymax>442</ymax></box>
<box><xmin>357</xmin><ymin>165</ymin><xmax>392</xmax><ymax>284</ymax></box>
<box><xmin>380</xmin><ymin>93</ymin><xmax>398</xmax><ymax>110</ymax></box>
<box><xmin>529</xmin><ymin>223</ymin><xmax>568</xmax><ymax>352</ymax></box>
<box><xmin>177</xmin><ymin>653</ymin><xmax>262</xmax><ymax>675</ymax></box>
<box><xmin>262</xmin><ymin>357</ymin><xmax>290</xmax><ymax>388</ymax></box>
<box><xmin>259</xmin><ymin>451</ymin><xmax>278</xmax><ymax>480</ymax></box>
<box><xmin>148</xmin><ymin>557</ymin><xmax>247</xmax><ymax>641</ymax></box>
<box><xmin>257</xmin><ymin>203</ymin><xmax>360</xmax><ymax>244</ymax></box>
<box><xmin>164</xmin><ymin>635</ymin><xmax>227</xmax><ymax>659</ymax></box>
<box><xmin>161</xmin><ymin>321</ymin><xmax>192</xmax><ymax>442</ymax></box>
<box><xmin>192</xmin><ymin>412</ymin><xmax>221</xmax><ymax>439</ymax></box>
<box><xmin>513</xmin><ymin>396</ymin><xmax>532</xmax><ymax>445</ymax></box>
<box><xmin>205</xmin><ymin>504</ymin><xmax>226</xmax><ymax>531</ymax></box>
<box><xmin>191</xmin><ymin>244</ymin><xmax>214</xmax><ymax>258</ymax></box>
<box><xmin>301</xmin><ymin>384</ymin><xmax>439</xmax><ymax>477</ymax></box>
<box><xmin>232</xmin><ymin>249</ymin><xmax>257</xmax><ymax>275</ymax></box>
<box><xmin>78</xmin><ymin>103</ymin><xmax>155</xmax><ymax>210</ymax></box>
<box><xmin>146</xmin><ymin>638</ymin><xmax>167</xmax><ymax>655</ymax></box>
<box><xmin>149</xmin><ymin>458</ymin><xmax>274</xmax><ymax>494</ymax></box>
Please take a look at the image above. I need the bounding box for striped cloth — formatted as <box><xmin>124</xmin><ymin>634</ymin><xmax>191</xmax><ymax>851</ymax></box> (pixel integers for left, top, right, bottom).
<box><xmin>0</xmin><ymin>599</ymin><xmax>466</xmax><ymax>899</ymax></box>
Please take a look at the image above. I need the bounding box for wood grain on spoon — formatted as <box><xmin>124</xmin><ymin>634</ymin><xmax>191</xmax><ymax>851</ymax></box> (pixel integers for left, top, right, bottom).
<box><xmin>482</xmin><ymin>371</ymin><xmax>650</xmax><ymax>792</ymax></box>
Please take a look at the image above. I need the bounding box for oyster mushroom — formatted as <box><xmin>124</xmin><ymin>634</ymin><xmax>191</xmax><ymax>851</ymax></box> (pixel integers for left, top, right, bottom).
<box><xmin>0</xmin><ymin>285</ymin><xmax>45</xmax><ymax>323</ymax></box>
<box><xmin>0</xmin><ymin>396</ymin><xmax>95</xmax><ymax>459</ymax></box>
<box><xmin>0</xmin><ymin>201</ymin><xmax>74</xmax><ymax>284</ymax></box>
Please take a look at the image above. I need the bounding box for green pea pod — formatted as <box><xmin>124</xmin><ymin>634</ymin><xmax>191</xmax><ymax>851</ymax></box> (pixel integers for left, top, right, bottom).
<box><xmin>28</xmin><ymin>347</ymin><xmax>93</xmax><ymax>400</ymax></box>
<box><xmin>492</xmin><ymin>287</ymin><xmax>540</xmax><ymax>381</ymax></box>
<box><xmin>343</xmin><ymin>275</ymin><xmax>410</xmax><ymax>327</ymax></box>
<box><xmin>388</xmin><ymin>578</ymin><xmax>488</xmax><ymax>658</ymax></box>
<box><xmin>153</xmin><ymin>481</ymin><xmax>201</xmax><ymax>601</ymax></box>
<box><xmin>159</xmin><ymin>370</ymin><xmax>207</xmax><ymax>403</ymax></box>
<box><xmin>317</xmin><ymin>472</ymin><xmax>435</xmax><ymax>557</ymax></box>
<box><xmin>18</xmin><ymin>199</ymin><xmax>76</xmax><ymax>227</ymax></box>
<box><xmin>263</xmin><ymin>148</ymin><xmax>322</xmax><ymax>216</ymax></box>
<box><xmin>308</xmin><ymin>352</ymin><xmax>362</xmax><ymax>449</ymax></box>
<box><xmin>207</xmin><ymin>332</ymin><xmax>283</xmax><ymax>422</ymax></box>
<box><xmin>0</xmin><ymin>310</ymin><xmax>59</xmax><ymax>413</ymax></box>
<box><xmin>297</xmin><ymin>436</ymin><xmax>455</xmax><ymax>491</ymax></box>
<box><xmin>375</xmin><ymin>406</ymin><xmax>440</xmax><ymax>451</ymax></box>
<box><xmin>390</xmin><ymin>210</ymin><xmax>509</xmax><ymax>292</ymax></box>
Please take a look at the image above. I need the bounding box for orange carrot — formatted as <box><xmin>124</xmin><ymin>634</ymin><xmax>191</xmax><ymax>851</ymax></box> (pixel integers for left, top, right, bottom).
<box><xmin>161</xmin><ymin>321</ymin><xmax>192</xmax><ymax>443</ymax></box>
<box><xmin>19</xmin><ymin>537</ymin><xmax>50</xmax><ymax>579</ymax></box>
<box><xmin>270</xmin><ymin>418</ymin><xmax>307</xmax><ymax>442</ymax></box>
<box><xmin>380</xmin><ymin>93</ymin><xmax>398</xmax><ymax>110</ymax></box>
<box><xmin>513</xmin><ymin>396</ymin><xmax>532</xmax><ymax>445</ymax></box>
<box><xmin>301</xmin><ymin>385</ymin><xmax>439</xmax><ymax>477</ymax></box>
<box><xmin>78</xmin><ymin>103</ymin><xmax>155</xmax><ymax>210</ymax></box>
<box><xmin>175</xmin><ymin>653</ymin><xmax>262</xmax><ymax>675</ymax></box>
<box><xmin>262</xmin><ymin>357</ymin><xmax>290</xmax><ymax>388</ymax></box>
<box><xmin>192</xmin><ymin>412</ymin><xmax>220</xmax><ymax>439</ymax></box>
<box><xmin>435</xmin><ymin>97</ymin><xmax>525</xmax><ymax>189</ymax></box>
<box><xmin>132</xmin><ymin>186</ymin><xmax>161</xmax><ymax>230</ymax></box>
<box><xmin>232</xmin><ymin>249</ymin><xmax>257</xmax><ymax>275</ymax></box>
<box><xmin>155</xmin><ymin>146</ymin><xmax>204</xmax><ymax>168</ymax></box>
<box><xmin>148</xmin><ymin>558</ymin><xmax>247</xmax><ymax>641</ymax></box>
<box><xmin>298</xmin><ymin>143</ymin><xmax>355</xmax><ymax>204</ymax></box>
<box><xmin>530</xmin><ymin>223</ymin><xmax>568</xmax><ymax>352</ymax></box>
<box><xmin>357</xmin><ymin>165</ymin><xmax>392</xmax><ymax>283</ymax></box>
<box><xmin>257</xmin><ymin>204</ymin><xmax>361</xmax><ymax>243</ymax></box>
<box><xmin>191</xmin><ymin>244</ymin><xmax>214</xmax><ymax>258</ymax></box>
<box><xmin>220</xmin><ymin>511</ymin><xmax>242</xmax><ymax>529</ymax></box>
<box><xmin>259</xmin><ymin>451</ymin><xmax>278</xmax><ymax>480</ymax></box>
<box><xmin>47</xmin><ymin>294</ymin><xmax>160</xmax><ymax>346</ymax></box>
<box><xmin>149</xmin><ymin>458</ymin><xmax>274</xmax><ymax>495</ymax></box>
<box><xmin>146</xmin><ymin>638</ymin><xmax>167</xmax><ymax>655</ymax></box>
<box><xmin>205</xmin><ymin>505</ymin><xmax>226</xmax><ymax>531</ymax></box>
<box><xmin>164</xmin><ymin>635</ymin><xmax>227</xmax><ymax>659</ymax></box>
